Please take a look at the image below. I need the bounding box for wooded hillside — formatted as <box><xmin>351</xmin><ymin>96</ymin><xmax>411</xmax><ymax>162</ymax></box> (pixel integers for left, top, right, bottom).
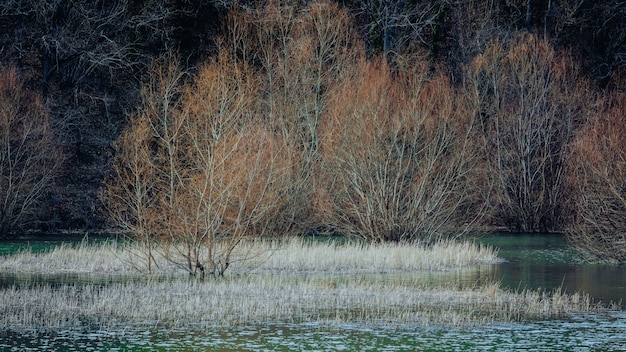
<box><xmin>1</xmin><ymin>1</ymin><xmax>626</xmax><ymax>261</ymax></box>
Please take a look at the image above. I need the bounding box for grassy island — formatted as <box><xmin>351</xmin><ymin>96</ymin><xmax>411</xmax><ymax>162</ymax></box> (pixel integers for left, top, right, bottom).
<box><xmin>0</xmin><ymin>238</ymin><xmax>600</xmax><ymax>332</ymax></box>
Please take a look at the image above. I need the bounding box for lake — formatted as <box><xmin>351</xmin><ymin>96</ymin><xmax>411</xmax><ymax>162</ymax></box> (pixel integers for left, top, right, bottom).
<box><xmin>1</xmin><ymin>233</ymin><xmax>625</xmax><ymax>351</ymax></box>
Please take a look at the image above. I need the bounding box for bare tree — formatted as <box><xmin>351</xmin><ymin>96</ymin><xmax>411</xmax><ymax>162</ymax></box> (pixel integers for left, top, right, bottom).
<box><xmin>447</xmin><ymin>0</ymin><xmax>515</xmax><ymax>66</ymax></box>
<box><xmin>566</xmin><ymin>93</ymin><xmax>626</xmax><ymax>263</ymax></box>
<box><xmin>105</xmin><ymin>53</ymin><xmax>294</xmax><ymax>276</ymax></box>
<box><xmin>349</xmin><ymin>0</ymin><xmax>444</xmax><ymax>60</ymax></box>
<box><xmin>464</xmin><ymin>33</ymin><xmax>587</xmax><ymax>232</ymax></box>
<box><xmin>103</xmin><ymin>55</ymin><xmax>184</xmax><ymax>271</ymax></box>
<box><xmin>319</xmin><ymin>57</ymin><xmax>480</xmax><ymax>243</ymax></box>
<box><xmin>223</xmin><ymin>0</ymin><xmax>364</xmax><ymax>234</ymax></box>
<box><xmin>0</xmin><ymin>66</ymin><xmax>63</xmax><ymax>236</ymax></box>
<box><xmin>0</xmin><ymin>0</ymin><xmax>187</xmax><ymax>231</ymax></box>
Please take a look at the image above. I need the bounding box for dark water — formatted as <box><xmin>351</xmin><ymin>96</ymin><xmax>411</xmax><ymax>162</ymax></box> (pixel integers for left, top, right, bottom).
<box><xmin>2</xmin><ymin>315</ymin><xmax>626</xmax><ymax>351</ymax></box>
<box><xmin>1</xmin><ymin>233</ymin><xmax>625</xmax><ymax>351</ymax></box>
<box><xmin>0</xmin><ymin>233</ymin><xmax>113</xmax><ymax>256</ymax></box>
<box><xmin>477</xmin><ymin>234</ymin><xmax>626</xmax><ymax>305</ymax></box>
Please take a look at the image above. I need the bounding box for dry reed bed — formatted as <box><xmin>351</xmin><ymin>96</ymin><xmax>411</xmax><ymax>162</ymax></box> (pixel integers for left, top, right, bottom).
<box><xmin>0</xmin><ymin>275</ymin><xmax>595</xmax><ymax>331</ymax></box>
<box><xmin>244</xmin><ymin>239</ymin><xmax>501</xmax><ymax>273</ymax></box>
<box><xmin>0</xmin><ymin>238</ymin><xmax>599</xmax><ymax>331</ymax></box>
<box><xmin>0</xmin><ymin>238</ymin><xmax>501</xmax><ymax>275</ymax></box>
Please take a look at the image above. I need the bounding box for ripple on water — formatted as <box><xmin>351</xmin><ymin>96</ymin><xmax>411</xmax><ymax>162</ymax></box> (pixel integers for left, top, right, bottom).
<box><xmin>2</xmin><ymin>312</ymin><xmax>625</xmax><ymax>351</ymax></box>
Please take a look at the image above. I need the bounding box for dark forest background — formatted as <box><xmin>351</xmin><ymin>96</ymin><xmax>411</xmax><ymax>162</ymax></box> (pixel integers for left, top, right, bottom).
<box><xmin>2</xmin><ymin>0</ymin><xmax>626</xmax><ymax>262</ymax></box>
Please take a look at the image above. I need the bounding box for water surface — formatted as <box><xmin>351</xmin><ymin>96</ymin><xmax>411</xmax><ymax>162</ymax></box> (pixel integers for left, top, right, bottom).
<box><xmin>477</xmin><ymin>233</ymin><xmax>626</xmax><ymax>305</ymax></box>
<box><xmin>1</xmin><ymin>233</ymin><xmax>625</xmax><ymax>350</ymax></box>
<box><xmin>2</xmin><ymin>314</ymin><xmax>626</xmax><ymax>351</ymax></box>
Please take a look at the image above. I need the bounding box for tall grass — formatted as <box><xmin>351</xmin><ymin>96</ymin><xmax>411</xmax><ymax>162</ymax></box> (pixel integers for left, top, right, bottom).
<box><xmin>0</xmin><ymin>238</ymin><xmax>500</xmax><ymax>275</ymax></box>
<box><xmin>0</xmin><ymin>275</ymin><xmax>596</xmax><ymax>331</ymax></box>
<box><xmin>0</xmin><ymin>238</ymin><xmax>604</xmax><ymax>331</ymax></box>
<box><xmin>0</xmin><ymin>241</ymin><xmax>130</xmax><ymax>274</ymax></box>
<box><xmin>248</xmin><ymin>239</ymin><xmax>500</xmax><ymax>273</ymax></box>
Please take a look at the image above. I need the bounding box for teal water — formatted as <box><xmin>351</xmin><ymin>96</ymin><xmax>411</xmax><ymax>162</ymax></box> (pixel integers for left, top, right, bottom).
<box><xmin>477</xmin><ymin>234</ymin><xmax>626</xmax><ymax>305</ymax></box>
<box><xmin>0</xmin><ymin>234</ymin><xmax>113</xmax><ymax>256</ymax></box>
<box><xmin>1</xmin><ymin>233</ymin><xmax>625</xmax><ymax>351</ymax></box>
<box><xmin>2</xmin><ymin>315</ymin><xmax>626</xmax><ymax>351</ymax></box>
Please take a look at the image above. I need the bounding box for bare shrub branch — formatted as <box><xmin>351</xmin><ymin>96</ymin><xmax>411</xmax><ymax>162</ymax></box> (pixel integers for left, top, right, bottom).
<box><xmin>103</xmin><ymin>54</ymin><xmax>184</xmax><ymax>271</ymax></box>
<box><xmin>464</xmin><ymin>33</ymin><xmax>587</xmax><ymax>232</ymax></box>
<box><xmin>319</xmin><ymin>57</ymin><xmax>481</xmax><ymax>243</ymax></box>
<box><xmin>0</xmin><ymin>66</ymin><xmax>63</xmax><ymax>235</ymax></box>
<box><xmin>566</xmin><ymin>93</ymin><xmax>626</xmax><ymax>262</ymax></box>
<box><xmin>105</xmin><ymin>52</ymin><xmax>294</xmax><ymax>276</ymax></box>
<box><xmin>224</xmin><ymin>0</ymin><xmax>364</xmax><ymax>234</ymax></box>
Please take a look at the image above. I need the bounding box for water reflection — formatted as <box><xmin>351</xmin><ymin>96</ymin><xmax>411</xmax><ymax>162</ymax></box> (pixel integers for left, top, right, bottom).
<box><xmin>0</xmin><ymin>272</ymin><xmax>173</xmax><ymax>289</ymax></box>
<box><xmin>0</xmin><ymin>234</ymin><xmax>113</xmax><ymax>256</ymax></box>
<box><xmin>477</xmin><ymin>233</ymin><xmax>626</xmax><ymax>305</ymax></box>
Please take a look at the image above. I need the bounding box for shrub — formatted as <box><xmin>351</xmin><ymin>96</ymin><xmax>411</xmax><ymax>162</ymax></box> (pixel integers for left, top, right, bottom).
<box><xmin>464</xmin><ymin>33</ymin><xmax>587</xmax><ymax>232</ymax></box>
<box><xmin>566</xmin><ymin>93</ymin><xmax>626</xmax><ymax>263</ymax></box>
<box><xmin>318</xmin><ymin>57</ymin><xmax>480</xmax><ymax>243</ymax></box>
<box><xmin>0</xmin><ymin>66</ymin><xmax>63</xmax><ymax>236</ymax></box>
<box><xmin>105</xmin><ymin>53</ymin><xmax>295</xmax><ymax>275</ymax></box>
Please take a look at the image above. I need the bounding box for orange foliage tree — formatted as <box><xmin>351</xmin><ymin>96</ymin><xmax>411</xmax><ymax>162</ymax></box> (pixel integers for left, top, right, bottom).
<box><xmin>319</xmin><ymin>57</ymin><xmax>481</xmax><ymax>243</ymax></box>
<box><xmin>223</xmin><ymin>0</ymin><xmax>363</xmax><ymax>234</ymax></box>
<box><xmin>566</xmin><ymin>94</ymin><xmax>626</xmax><ymax>263</ymax></box>
<box><xmin>105</xmin><ymin>53</ymin><xmax>295</xmax><ymax>275</ymax></box>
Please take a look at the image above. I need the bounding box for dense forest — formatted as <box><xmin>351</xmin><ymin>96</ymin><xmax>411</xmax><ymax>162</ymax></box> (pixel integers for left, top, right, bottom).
<box><xmin>1</xmin><ymin>0</ymin><xmax>626</xmax><ymax>263</ymax></box>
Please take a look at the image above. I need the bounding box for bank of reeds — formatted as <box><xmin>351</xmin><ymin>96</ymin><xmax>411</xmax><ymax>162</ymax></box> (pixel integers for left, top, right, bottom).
<box><xmin>0</xmin><ymin>238</ymin><xmax>500</xmax><ymax>275</ymax></box>
<box><xmin>0</xmin><ymin>241</ymin><xmax>128</xmax><ymax>274</ymax></box>
<box><xmin>1</xmin><ymin>238</ymin><xmax>602</xmax><ymax>331</ymax></box>
<box><xmin>0</xmin><ymin>275</ymin><xmax>596</xmax><ymax>331</ymax></box>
